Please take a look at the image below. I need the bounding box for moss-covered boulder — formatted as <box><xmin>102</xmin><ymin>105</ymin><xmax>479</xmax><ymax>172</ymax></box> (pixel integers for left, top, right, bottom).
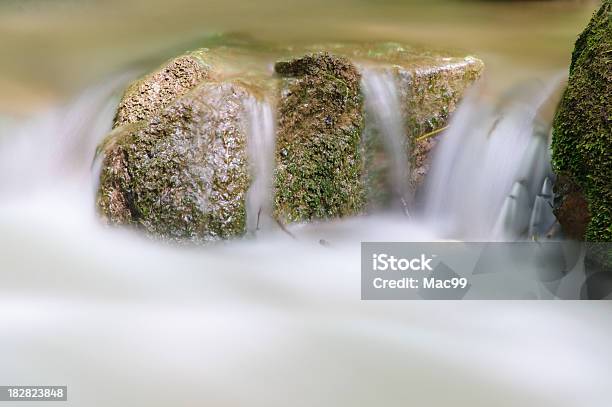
<box><xmin>274</xmin><ymin>44</ymin><xmax>484</xmax><ymax>213</ymax></box>
<box><xmin>96</xmin><ymin>41</ymin><xmax>483</xmax><ymax>241</ymax></box>
<box><xmin>98</xmin><ymin>80</ymin><xmax>252</xmax><ymax>243</ymax></box>
<box><xmin>552</xmin><ymin>0</ymin><xmax>611</xmax><ymax>242</ymax></box>
<box><xmin>325</xmin><ymin>42</ymin><xmax>483</xmax><ymax>137</ymax></box>
<box><xmin>396</xmin><ymin>55</ymin><xmax>484</xmax><ymax>189</ymax></box>
<box><xmin>323</xmin><ymin>43</ymin><xmax>484</xmax><ymax>207</ymax></box>
<box><xmin>274</xmin><ymin>53</ymin><xmax>365</xmax><ymax>223</ymax></box>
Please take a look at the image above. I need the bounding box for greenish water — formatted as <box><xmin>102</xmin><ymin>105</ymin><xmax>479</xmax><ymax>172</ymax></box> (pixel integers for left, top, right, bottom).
<box><xmin>0</xmin><ymin>0</ymin><xmax>598</xmax><ymax>112</ymax></box>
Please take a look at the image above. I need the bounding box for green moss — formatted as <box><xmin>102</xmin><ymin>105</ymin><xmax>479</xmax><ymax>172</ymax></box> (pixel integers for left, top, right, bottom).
<box><xmin>274</xmin><ymin>53</ymin><xmax>365</xmax><ymax>222</ymax></box>
<box><xmin>99</xmin><ymin>41</ymin><xmax>484</xmax><ymax>241</ymax></box>
<box><xmin>363</xmin><ymin>56</ymin><xmax>484</xmax><ymax>207</ymax></box>
<box><xmin>552</xmin><ymin>0</ymin><xmax>611</xmax><ymax>242</ymax></box>
<box><xmin>98</xmin><ymin>80</ymin><xmax>252</xmax><ymax>243</ymax></box>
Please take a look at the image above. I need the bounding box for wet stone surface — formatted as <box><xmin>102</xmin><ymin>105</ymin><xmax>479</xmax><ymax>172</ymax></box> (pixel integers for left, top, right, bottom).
<box><xmin>97</xmin><ymin>41</ymin><xmax>484</xmax><ymax>242</ymax></box>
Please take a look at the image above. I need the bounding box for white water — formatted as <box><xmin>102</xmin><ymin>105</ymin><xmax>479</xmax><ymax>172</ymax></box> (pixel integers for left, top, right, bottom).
<box><xmin>527</xmin><ymin>177</ymin><xmax>556</xmax><ymax>238</ymax></box>
<box><xmin>244</xmin><ymin>96</ymin><xmax>276</xmax><ymax>234</ymax></box>
<box><xmin>0</xmin><ymin>74</ymin><xmax>133</xmax><ymax>198</ymax></box>
<box><xmin>422</xmin><ymin>78</ymin><xmax>563</xmax><ymax>240</ymax></box>
<box><xmin>361</xmin><ymin>67</ymin><xmax>412</xmax><ymax>214</ymax></box>
<box><xmin>0</xmin><ymin>75</ymin><xmax>611</xmax><ymax>406</ymax></box>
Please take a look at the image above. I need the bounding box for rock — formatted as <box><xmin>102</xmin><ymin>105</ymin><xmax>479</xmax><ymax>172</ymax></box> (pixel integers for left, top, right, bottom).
<box><xmin>274</xmin><ymin>53</ymin><xmax>365</xmax><ymax>223</ymax></box>
<box><xmin>98</xmin><ymin>80</ymin><xmax>252</xmax><ymax>243</ymax></box>
<box><xmin>332</xmin><ymin>42</ymin><xmax>483</xmax><ymax>135</ymax></box>
<box><xmin>324</xmin><ymin>43</ymin><xmax>484</xmax><ymax>207</ymax></box>
<box><xmin>553</xmin><ymin>174</ymin><xmax>591</xmax><ymax>240</ymax></box>
<box><xmin>397</xmin><ymin>55</ymin><xmax>484</xmax><ymax>189</ymax></box>
<box><xmin>551</xmin><ymin>0</ymin><xmax>611</xmax><ymax>242</ymax></box>
<box><xmin>113</xmin><ymin>50</ymin><xmax>215</xmax><ymax>128</ymax></box>
<box><xmin>97</xmin><ymin>41</ymin><xmax>484</xmax><ymax>241</ymax></box>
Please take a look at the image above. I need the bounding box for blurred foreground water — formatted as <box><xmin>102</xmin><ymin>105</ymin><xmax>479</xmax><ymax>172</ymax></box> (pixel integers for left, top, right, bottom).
<box><xmin>0</xmin><ymin>67</ymin><xmax>611</xmax><ymax>406</ymax></box>
<box><xmin>0</xmin><ymin>1</ymin><xmax>611</xmax><ymax>406</ymax></box>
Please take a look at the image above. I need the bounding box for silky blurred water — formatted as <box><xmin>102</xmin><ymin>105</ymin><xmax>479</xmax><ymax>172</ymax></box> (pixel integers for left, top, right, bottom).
<box><xmin>362</xmin><ymin>67</ymin><xmax>412</xmax><ymax>213</ymax></box>
<box><xmin>0</xmin><ymin>1</ymin><xmax>610</xmax><ymax>406</ymax></box>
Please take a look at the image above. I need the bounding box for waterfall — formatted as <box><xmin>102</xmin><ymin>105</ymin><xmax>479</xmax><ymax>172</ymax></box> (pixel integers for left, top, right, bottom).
<box><xmin>527</xmin><ymin>177</ymin><xmax>556</xmax><ymax>239</ymax></box>
<box><xmin>421</xmin><ymin>77</ymin><xmax>565</xmax><ymax>240</ymax></box>
<box><xmin>0</xmin><ymin>73</ymin><xmax>133</xmax><ymax>203</ymax></box>
<box><xmin>244</xmin><ymin>97</ymin><xmax>276</xmax><ymax>234</ymax></box>
<box><xmin>361</xmin><ymin>67</ymin><xmax>411</xmax><ymax>215</ymax></box>
<box><xmin>490</xmin><ymin>126</ymin><xmax>555</xmax><ymax>240</ymax></box>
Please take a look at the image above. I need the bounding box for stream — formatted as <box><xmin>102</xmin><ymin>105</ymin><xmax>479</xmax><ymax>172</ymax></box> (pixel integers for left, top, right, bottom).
<box><xmin>0</xmin><ymin>1</ymin><xmax>610</xmax><ymax>406</ymax></box>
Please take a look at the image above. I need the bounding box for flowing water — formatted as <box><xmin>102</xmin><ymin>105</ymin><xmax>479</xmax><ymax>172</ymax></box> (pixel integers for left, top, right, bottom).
<box><xmin>244</xmin><ymin>97</ymin><xmax>276</xmax><ymax>234</ymax></box>
<box><xmin>1</xmin><ymin>1</ymin><xmax>611</xmax><ymax>406</ymax></box>
<box><xmin>422</xmin><ymin>77</ymin><xmax>564</xmax><ymax>240</ymax></box>
<box><xmin>361</xmin><ymin>67</ymin><xmax>412</xmax><ymax>215</ymax></box>
<box><xmin>0</xmin><ymin>67</ymin><xmax>611</xmax><ymax>406</ymax></box>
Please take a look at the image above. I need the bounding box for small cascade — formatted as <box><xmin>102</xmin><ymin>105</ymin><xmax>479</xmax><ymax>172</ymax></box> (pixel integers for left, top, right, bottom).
<box><xmin>422</xmin><ymin>78</ymin><xmax>564</xmax><ymax>240</ymax></box>
<box><xmin>244</xmin><ymin>97</ymin><xmax>276</xmax><ymax>234</ymax></box>
<box><xmin>0</xmin><ymin>73</ymin><xmax>133</xmax><ymax>201</ymax></box>
<box><xmin>361</xmin><ymin>68</ymin><xmax>411</xmax><ymax>215</ymax></box>
<box><xmin>0</xmin><ymin>70</ymin><xmax>609</xmax><ymax>404</ymax></box>
<box><xmin>491</xmin><ymin>125</ymin><xmax>554</xmax><ymax>240</ymax></box>
<box><xmin>527</xmin><ymin>177</ymin><xmax>556</xmax><ymax>239</ymax></box>
<box><xmin>491</xmin><ymin>181</ymin><xmax>533</xmax><ymax>240</ymax></box>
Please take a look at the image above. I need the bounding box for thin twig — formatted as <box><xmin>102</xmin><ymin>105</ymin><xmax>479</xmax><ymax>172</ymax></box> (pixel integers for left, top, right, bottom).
<box><xmin>256</xmin><ymin>207</ymin><xmax>262</xmax><ymax>231</ymax></box>
<box><xmin>415</xmin><ymin>125</ymin><xmax>449</xmax><ymax>142</ymax></box>
<box><xmin>274</xmin><ymin>217</ymin><xmax>296</xmax><ymax>239</ymax></box>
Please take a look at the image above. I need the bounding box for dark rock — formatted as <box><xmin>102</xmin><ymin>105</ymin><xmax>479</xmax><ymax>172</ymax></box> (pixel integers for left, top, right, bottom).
<box><xmin>553</xmin><ymin>174</ymin><xmax>591</xmax><ymax>239</ymax></box>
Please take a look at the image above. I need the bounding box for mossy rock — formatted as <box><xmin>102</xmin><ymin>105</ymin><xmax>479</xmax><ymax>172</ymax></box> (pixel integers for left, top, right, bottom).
<box><xmin>552</xmin><ymin>0</ymin><xmax>611</xmax><ymax>242</ymax></box>
<box><xmin>274</xmin><ymin>53</ymin><xmax>365</xmax><ymax>223</ymax></box>
<box><xmin>316</xmin><ymin>42</ymin><xmax>483</xmax><ymax>136</ymax></box>
<box><xmin>97</xmin><ymin>41</ymin><xmax>484</xmax><ymax>241</ymax></box>
<box><xmin>327</xmin><ymin>43</ymin><xmax>484</xmax><ymax>208</ymax></box>
<box><xmin>283</xmin><ymin>43</ymin><xmax>484</xmax><ymax>210</ymax></box>
<box><xmin>112</xmin><ymin>45</ymin><xmax>276</xmax><ymax>128</ymax></box>
<box><xmin>98</xmin><ymin>80</ymin><xmax>252</xmax><ymax>243</ymax></box>
<box><xmin>113</xmin><ymin>50</ymin><xmax>215</xmax><ymax>128</ymax></box>
<box><xmin>396</xmin><ymin>56</ymin><xmax>484</xmax><ymax>188</ymax></box>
